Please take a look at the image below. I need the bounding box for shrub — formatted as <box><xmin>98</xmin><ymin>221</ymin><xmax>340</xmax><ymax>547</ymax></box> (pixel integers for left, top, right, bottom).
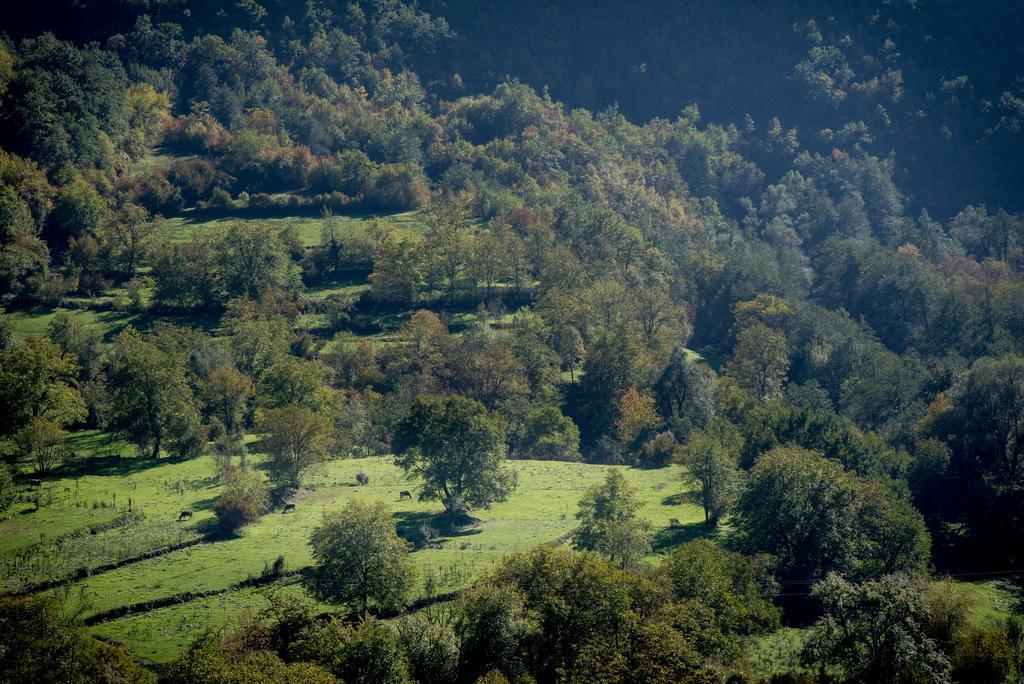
<box><xmin>214</xmin><ymin>466</ymin><xmax>267</xmax><ymax>532</ymax></box>
<box><xmin>356</xmin><ymin>471</ymin><xmax>369</xmax><ymax>485</ymax></box>
<box><xmin>0</xmin><ymin>463</ymin><xmax>15</xmax><ymax>512</ymax></box>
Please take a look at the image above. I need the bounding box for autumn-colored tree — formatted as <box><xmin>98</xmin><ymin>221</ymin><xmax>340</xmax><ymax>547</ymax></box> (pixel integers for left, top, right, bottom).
<box><xmin>202</xmin><ymin>365</ymin><xmax>254</xmax><ymax>434</ymax></box>
<box><xmin>615</xmin><ymin>387</ymin><xmax>660</xmax><ymax>450</ymax></box>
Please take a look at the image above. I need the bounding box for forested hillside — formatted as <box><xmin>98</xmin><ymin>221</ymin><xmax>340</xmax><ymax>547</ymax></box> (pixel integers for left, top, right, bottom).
<box><xmin>0</xmin><ymin>1</ymin><xmax>1022</xmax><ymax>682</ymax></box>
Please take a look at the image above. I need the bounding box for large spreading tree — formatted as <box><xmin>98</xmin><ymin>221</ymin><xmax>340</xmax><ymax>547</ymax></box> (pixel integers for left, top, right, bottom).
<box><xmin>736</xmin><ymin>446</ymin><xmax>930</xmax><ymax>582</ymax></box>
<box><xmin>393</xmin><ymin>395</ymin><xmax>514</xmax><ymax>515</ymax></box>
<box><xmin>0</xmin><ymin>337</ymin><xmax>85</xmax><ymax>437</ymax></box>
<box><xmin>306</xmin><ymin>500</ymin><xmax>416</xmax><ymax>615</ymax></box>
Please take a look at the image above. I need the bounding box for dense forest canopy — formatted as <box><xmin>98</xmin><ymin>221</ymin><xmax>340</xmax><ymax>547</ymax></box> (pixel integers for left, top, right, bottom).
<box><xmin>0</xmin><ymin>0</ymin><xmax>1023</xmax><ymax>682</ymax></box>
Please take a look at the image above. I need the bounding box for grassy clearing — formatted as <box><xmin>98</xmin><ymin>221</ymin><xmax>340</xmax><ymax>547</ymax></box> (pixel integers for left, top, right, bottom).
<box><xmin>745</xmin><ymin>627</ymin><xmax>808</xmax><ymax>678</ymax></box>
<box><xmin>129</xmin><ymin>147</ymin><xmax>197</xmax><ymax>175</ymax></box>
<box><xmin>0</xmin><ymin>435</ymin><xmax>700</xmax><ymax>659</ymax></box>
<box><xmin>8</xmin><ymin>305</ymin><xmax>221</xmax><ymax>343</ymax></box>
<box><xmin>8</xmin><ymin>307</ymin><xmax>140</xmax><ymax>342</ymax></box>
<box><xmin>91</xmin><ymin>581</ymin><xmax>315</xmax><ymax>662</ymax></box>
<box><xmin>743</xmin><ymin>579</ymin><xmax>1022</xmax><ymax>676</ymax></box>
<box><xmin>961</xmin><ymin>580</ymin><xmax>1022</xmax><ymax>625</ymax></box>
<box><xmin>56</xmin><ymin>457</ymin><xmax>696</xmax><ymax>618</ymax></box>
<box><xmin>160</xmin><ymin>210</ymin><xmax>425</xmax><ymax>246</ymax></box>
<box><xmin>0</xmin><ymin>437</ymin><xmax>216</xmax><ymax>579</ymax></box>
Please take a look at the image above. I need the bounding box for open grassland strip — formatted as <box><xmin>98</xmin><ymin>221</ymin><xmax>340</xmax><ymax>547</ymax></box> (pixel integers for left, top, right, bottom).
<box><xmin>10</xmin><ymin>448</ymin><xmax>699</xmax><ymax>659</ymax></box>
<box><xmin>90</xmin><ymin>582</ymin><xmax>316</xmax><ymax>661</ymax></box>
<box><xmin>6</xmin><ymin>535</ymin><xmax>208</xmax><ymax>597</ymax></box>
<box><xmin>83</xmin><ymin>569</ymin><xmax>302</xmax><ymax>626</ymax></box>
<box><xmin>163</xmin><ymin>210</ymin><xmax>425</xmax><ymax>247</ymax></box>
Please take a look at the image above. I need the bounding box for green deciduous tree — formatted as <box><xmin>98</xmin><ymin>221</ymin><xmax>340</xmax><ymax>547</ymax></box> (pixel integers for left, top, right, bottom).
<box><xmin>727</xmin><ymin>322</ymin><xmax>789</xmax><ymax>403</ymax></box>
<box><xmin>161</xmin><ymin>633</ymin><xmax>337</xmax><ymax>684</ymax></box>
<box><xmin>15</xmin><ymin>418</ymin><xmax>69</xmax><ymax>474</ymax></box>
<box><xmin>661</xmin><ymin>540</ymin><xmax>779</xmax><ymax>637</ymax></box>
<box><xmin>0</xmin><ymin>463</ymin><xmax>16</xmax><ymax>512</ymax></box>
<box><xmin>516</xmin><ymin>404</ymin><xmax>580</xmax><ymax>461</ymax></box>
<box><xmin>572</xmin><ymin>326</ymin><xmax>642</xmax><ymax>443</ymax></box>
<box><xmin>217</xmin><ymin>221</ymin><xmax>299</xmax><ymax>300</ymax></box>
<box><xmin>306</xmin><ymin>500</ymin><xmax>416</xmax><ymax>615</ymax></box>
<box><xmin>930</xmin><ymin>354</ymin><xmax>1024</xmax><ymax>483</ymax></box>
<box><xmin>107</xmin><ymin>327</ymin><xmax>203</xmax><ymax>459</ymax></box>
<box><xmin>736</xmin><ymin>446</ymin><xmax>930</xmax><ymax>581</ymax></box>
<box><xmin>802</xmin><ymin>573</ymin><xmax>951</xmax><ymax>684</ymax></box>
<box><xmin>678</xmin><ymin>419</ymin><xmax>742</xmax><ymax>525</ymax></box>
<box><xmin>654</xmin><ymin>347</ymin><xmax>716</xmax><ymax>442</ymax></box>
<box><xmin>46</xmin><ymin>312</ymin><xmax>101</xmax><ymax>378</ymax></box>
<box><xmin>424</xmin><ymin>195</ymin><xmax>470</xmax><ymax>301</ymax></box>
<box><xmin>294</xmin><ymin>618</ymin><xmax>412</xmax><ymax>684</ymax></box>
<box><xmin>369</xmin><ymin>233</ymin><xmax>422</xmax><ymax>306</ymax></box>
<box><xmin>573</xmin><ymin>469</ymin><xmax>651</xmax><ymax>567</ymax></box>
<box><xmin>257</xmin><ymin>355</ymin><xmax>329</xmax><ymax>412</ymax></box>
<box><xmin>615</xmin><ymin>387</ymin><xmax>661</xmax><ymax>452</ymax></box>
<box><xmin>0</xmin><ymin>337</ymin><xmax>86</xmax><ymax>437</ymax></box>
<box><xmin>223</xmin><ymin>303</ymin><xmax>292</xmax><ymax>377</ymax></box>
<box><xmin>214</xmin><ymin>466</ymin><xmax>267</xmax><ymax>533</ymax></box>
<box><xmin>0</xmin><ymin>595</ymin><xmax>145</xmax><ymax>683</ymax></box>
<box><xmin>482</xmin><ymin>545</ymin><xmax>710</xmax><ymax>683</ymax></box>
<box><xmin>201</xmin><ymin>365</ymin><xmax>254</xmax><ymax>434</ymax></box>
<box><xmin>260</xmin><ymin>405</ymin><xmax>330</xmax><ymax>489</ymax></box>
<box><xmin>393</xmin><ymin>395</ymin><xmax>513</xmax><ymax>514</ymax></box>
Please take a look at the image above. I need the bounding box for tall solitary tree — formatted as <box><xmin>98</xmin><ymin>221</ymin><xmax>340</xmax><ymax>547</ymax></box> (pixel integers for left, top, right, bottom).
<box><xmin>654</xmin><ymin>347</ymin><xmax>716</xmax><ymax>442</ymax></box>
<box><xmin>393</xmin><ymin>395</ymin><xmax>513</xmax><ymax>515</ymax></box>
<box><xmin>677</xmin><ymin>420</ymin><xmax>742</xmax><ymax>525</ymax></box>
<box><xmin>572</xmin><ymin>326</ymin><xmax>642</xmax><ymax>441</ymax></box>
<box><xmin>573</xmin><ymin>469</ymin><xmax>651</xmax><ymax>567</ymax></box>
<box><xmin>307</xmin><ymin>500</ymin><xmax>416</xmax><ymax>615</ymax></box>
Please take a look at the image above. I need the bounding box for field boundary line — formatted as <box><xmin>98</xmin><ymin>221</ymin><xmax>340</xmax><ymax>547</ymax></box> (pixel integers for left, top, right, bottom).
<box><xmin>83</xmin><ymin>570</ymin><xmax>302</xmax><ymax>626</ymax></box>
<box><xmin>5</xmin><ymin>536</ymin><xmax>208</xmax><ymax>598</ymax></box>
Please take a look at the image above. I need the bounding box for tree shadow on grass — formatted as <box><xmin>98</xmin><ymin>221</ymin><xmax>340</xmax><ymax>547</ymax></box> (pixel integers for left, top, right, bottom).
<box><xmin>661</xmin><ymin>492</ymin><xmax>690</xmax><ymax>506</ymax></box>
<box><xmin>652</xmin><ymin>521</ymin><xmax>717</xmax><ymax>553</ymax></box>
<box><xmin>392</xmin><ymin>510</ymin><xmax>483</xmax><ymax>546</ymax></box>
<box><xmin>195</xmin><ymin>515</ymin><xmax>233</xmax><ymax>539</ymax></box>
<box><xmin>56</xmin><ymin>453</ymin><xmax>193</xmax><ymax>479</ymax></box>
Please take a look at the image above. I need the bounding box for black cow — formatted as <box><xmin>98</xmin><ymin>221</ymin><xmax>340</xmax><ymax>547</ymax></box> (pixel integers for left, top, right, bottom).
<box><xmin>399</xmin><ymin>490</ymin><xmax>412</xmax><ymax>500</ymax></box>
<box><xmin>282</xmin><ymin>503</ymin><xmax>296</xmax><ymax>513</ymax></box>
<box><xmin>29</xmin><ymin>479</ymin><xmax>42</xmax><ymax>488</ymax></box>
<box><xmin>177</xmin><ymin>510</ymin><xmax>194</xmax><ymax>521</ymax></box>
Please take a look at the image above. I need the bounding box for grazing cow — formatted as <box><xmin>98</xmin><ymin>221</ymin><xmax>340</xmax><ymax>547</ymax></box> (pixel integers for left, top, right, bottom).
<box><xmin>177</xmin><ymin>510</ymin><xmax>193</xmax><ymax>521</ymax></box>
<box><xmin>29</xmin><ymin>479</ymin><xmax>42</xmax><ymax>488</ymax></box>
<box><xmin>399</xmin><ymin>490</ymin><xmax>412</xmax><ymax>500</ymax></box>
<box><xmin>282</xmin><ymin>503</ymin><xmax>296</xmax><ymax>513</ymax></box>
<box><xmin>669</xmin><ymin>518</ymin><xmax>681</xmax><ymax>529</ymax></box>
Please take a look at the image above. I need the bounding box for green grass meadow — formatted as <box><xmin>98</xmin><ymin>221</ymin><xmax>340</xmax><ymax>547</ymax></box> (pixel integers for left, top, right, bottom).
<box><xmin>0</xmin><ymin>436</ymin><xmax>703</xmax><ymax>661</ymax></box>
<box><xmin>160</xmin><ymin>210</ymin><xmax>425</xmax><ymax>246</ymax></box>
